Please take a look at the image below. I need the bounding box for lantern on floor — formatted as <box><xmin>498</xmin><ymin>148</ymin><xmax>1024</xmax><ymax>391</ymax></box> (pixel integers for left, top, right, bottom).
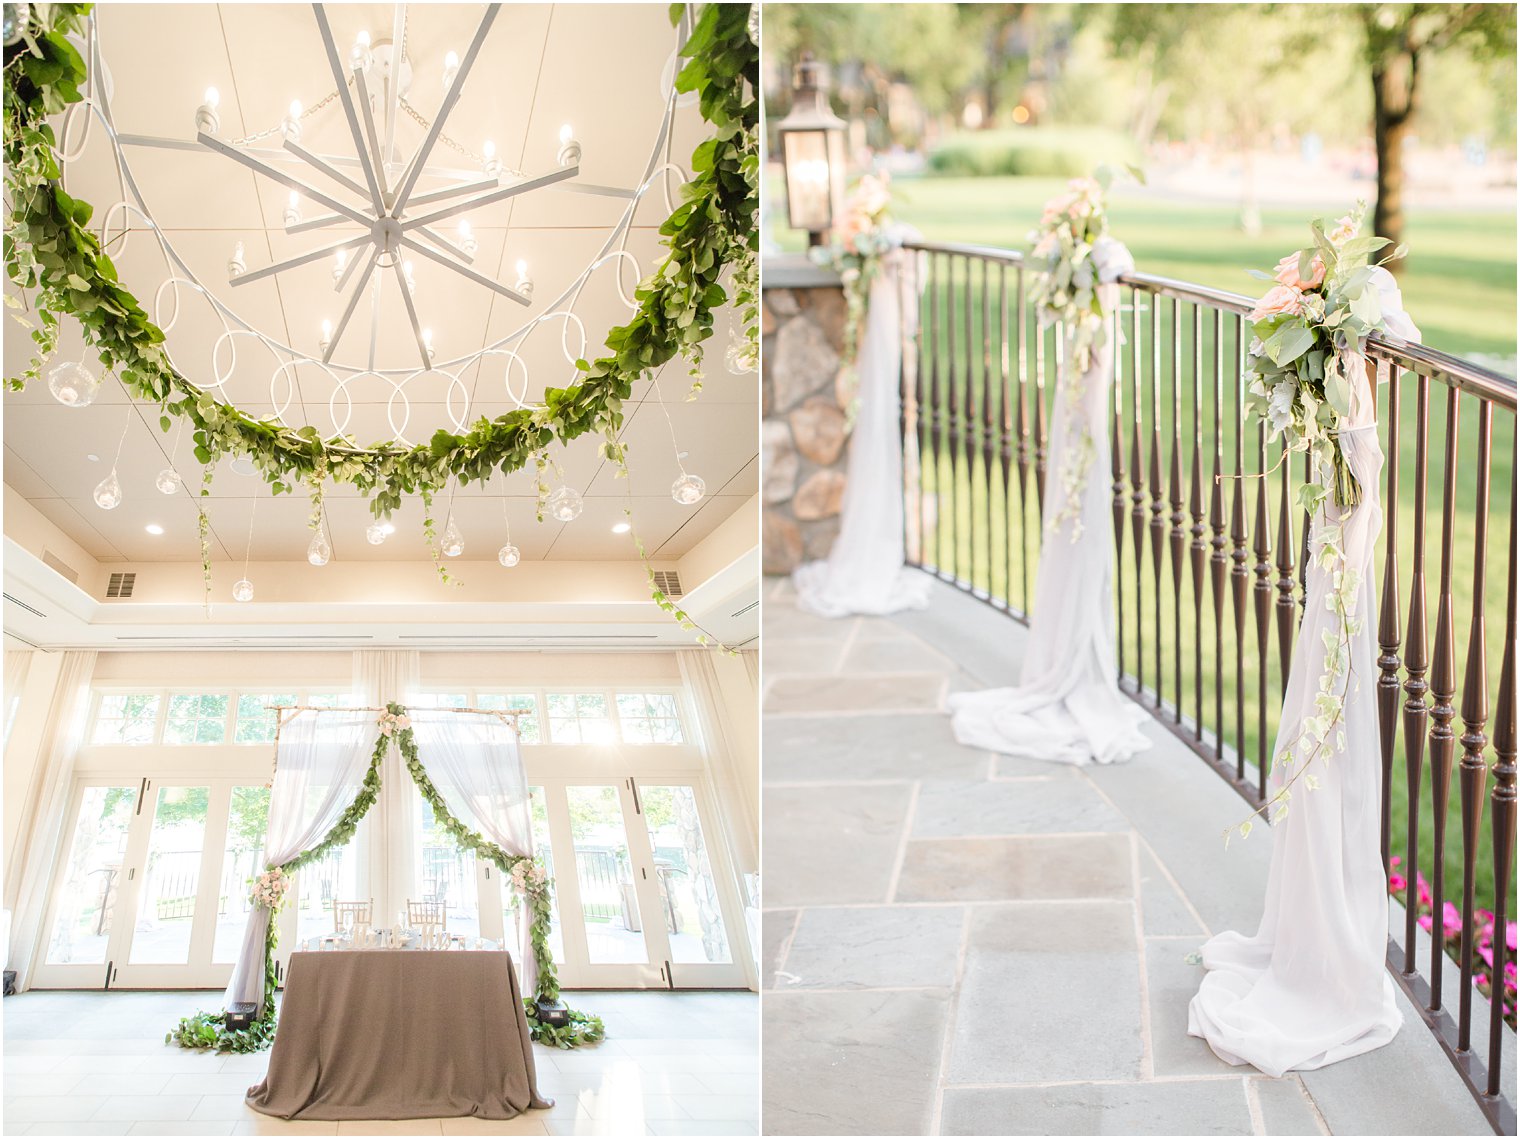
<box><xmin>777</xmin><ymin>55</ymin><xmax>847</xmax><ymax>247</ymax></box>
<box><xmin>225</xmin><ymin>1002</ymin><xmax>257</xmax><ymax>1030</ymax></box>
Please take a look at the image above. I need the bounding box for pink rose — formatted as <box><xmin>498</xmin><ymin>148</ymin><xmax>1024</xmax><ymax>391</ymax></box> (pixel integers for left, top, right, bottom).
<box><xmin>1249</xmin><ymin>284</ymin><xmax>1303</xmax><ymax>321</ymax></box>
<box><xmin>1274</xmin><ymin>252</ymin><xmax>1325</xmax><ymax>291</ymax></box>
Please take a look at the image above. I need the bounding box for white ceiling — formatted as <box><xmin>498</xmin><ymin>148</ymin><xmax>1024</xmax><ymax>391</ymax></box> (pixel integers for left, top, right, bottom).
<box><xmin>3</xmin><ymin>3</ymin><xmax>758</xmax><ymax>568</ymax></box>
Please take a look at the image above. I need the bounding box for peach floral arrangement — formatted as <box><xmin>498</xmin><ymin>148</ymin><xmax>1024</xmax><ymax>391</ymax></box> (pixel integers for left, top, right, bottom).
<box><xmin>808</xmin><ymin>173</ymin><xmax>899</xmax><ymax>368</ymax></box>
<box><xmin>1027</xmin><ymin>172</ymin><xmax>1116</xmax><ymax>376</ymax></box>
<box><xmin>1243</xmin><ymin>202</ymin><xmax>1406</xmax><ymax>510</ymax></box>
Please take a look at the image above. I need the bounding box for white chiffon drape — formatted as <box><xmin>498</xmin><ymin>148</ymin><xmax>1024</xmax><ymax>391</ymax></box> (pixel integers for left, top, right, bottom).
<box><xmin>225</xmin><ymin>709</ymin><xmax>374</xmax><ymax>1011</ymax></box>
<box><xmin>947</xmin><ymin>240</ymin><xmax>1150</xmax><ymax>766</ymax></box>
<box><xmin>1187</xmin><ymin>269</ymin><xmax>1419</xmax><ymax>1075</ymax></box>
<box><xmin>409</xmin><ymin>709</ymin><xmax>540</xmax><ymax>998</ymax></box>
<box><xmin>792</xmin><ymin>244</ymin><xmax>930</xmax><ymax>617</ymax></box>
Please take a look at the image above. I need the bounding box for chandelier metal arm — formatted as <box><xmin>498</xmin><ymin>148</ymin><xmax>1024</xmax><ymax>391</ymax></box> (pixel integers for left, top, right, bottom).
<box><xmin>402</xmin><ymin>164</ymin><xmax>580</xmax><ymax>232</ymax></box>
<box><xmin>351</xmin><ymin>67</ymin><xmax>391</xmax><ymax>200</ymax></box>
<box><xmin>229</xmin><ymin>233</ymin><xmax>373</xmax><ymax>289</ymax></box>
<box><xmin>196</xmin><ymin>131</ymin><xmax>373</xmax><ymax>227</ymax></box>
<box><xmin>334</xmin><ymin>236</ymin><xmax>370</xmax><ymax>293</ymax></box>
<box><xmin>312</xmin><ymin>4</ymin><xmax>387</xmax><ymax>210</ymax></box>
<box><xmin>282</xmin><ymin>138</ymin><xmax>371</xmax><ymax>201</ymax></box>
<box><xmin>323</xmin><ymin>247</ymin><xmax>382</xmax><ymax>364</ymax></box>
<box><xmin>412</xmin><ymin>224</ymin><xmax>475</xmax><ymax>265</ymax></box>
<box><xmin>390</xmin><ymin>257</ymin><xmax>431</xmax><ymax>369</ymax></box>
<box><xmin>398</xmin><ymin>235</ymin><xmax>528</xmax><ymax>305</ymax></box>
<box><xmin>389</xmin><ymin>4</ymin><xmax>500</xmax><ymax>214</ymax></box>
<box><xmin>288</xmin><ymin>208</ymin><xmax>374</xmax><ymax>236</ymax></box>
<box><xmin>401</xmin><ymin>177</ymin><xmax>500</xmax><ymax>210</ymax></box>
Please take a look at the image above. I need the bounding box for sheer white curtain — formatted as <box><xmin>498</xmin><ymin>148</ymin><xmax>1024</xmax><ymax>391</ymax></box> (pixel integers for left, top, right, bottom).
<box><xmin>409</xmin><ymin>710</ymin><xmax>538</xmax><ymax>996</ymax></box>
<box><xmin>355</xmin><ymin>650</ymin><xmax>419</xmax><ymax>928</ymax></box>
<box><xmin>792</xmin><ymin>242</ymin><xmax>930</xmax><ymax>617</ymax></box>
<box><xmin>1188</xmin><ymin>270</ymin><xmax>1418</xmax><ymax>1074</ymax></box>
<box><xmin>225</xmin><ymin>709</ymin><xmax>374</xmax><ymax>1010</ymax></box>
<box><xmin>947</xmin><ymin>240</ymin><xmax>1150</xmax><ymax>766</ymax></box>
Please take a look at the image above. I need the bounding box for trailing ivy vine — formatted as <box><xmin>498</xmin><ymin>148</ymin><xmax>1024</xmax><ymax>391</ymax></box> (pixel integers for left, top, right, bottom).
<box><xmin>166</xmin><ymin>705</ymin><xmax>603</xmax><ymax>1054</ymax></box>
<box><xmin>5</xmin><ymin>2</ymin><xmax>757</xmax><ymax>630</ymax></box>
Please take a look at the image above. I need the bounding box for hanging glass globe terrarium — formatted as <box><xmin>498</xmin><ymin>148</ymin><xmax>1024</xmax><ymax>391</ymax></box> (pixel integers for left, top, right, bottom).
<box><xmin>47</xmin><ymin>360</ymin><xmax>101</xmax><ymax>407</ymax></box>
<box><xmin>307</xmin><ymin>530</ymin><xmax>332</xmax><ymax>566</ymax></box>
<box><xmin>441</xmin><ymin>516</ymin><xmax>465</xmax><ymax>557</ymax></box>
<box><xmin>3</xmin><ymin>3</ymin><xmax>32</xmax><ymax>48</ymax></box>
<box><xmin>545</xmin><ymin>486</ymin><xmax>583</xmax><ymax>522</ymax></box>
<box><xmin>155</xmin><ymin>468</ymin><xmax>183</xmax><ymax>495</ymax></box>
<box><xmin>671</xmin><ymin>472</ymin><xmax>706</xmax><ymax>505</ymax></box>
<box><xmin>232</xmin><ymin>578</ymin><xmax>255</xmax><ymax>602</ymax></box>
<box><xmin>93</xmin><ymin>470</ymin><xmax>123</xmax><ymax>510</ymax></box>
<box><xmin>497</xmin><ymin>544</ymin><xmax>521</xmax><ymax>568</ymax></box>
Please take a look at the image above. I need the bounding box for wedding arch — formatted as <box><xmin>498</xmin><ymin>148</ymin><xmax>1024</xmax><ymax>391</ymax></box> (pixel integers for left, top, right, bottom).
<box><xmin>168</xmin><ymin>702</ymin><xmax>603</xmax><ymax>1053</ymax></box>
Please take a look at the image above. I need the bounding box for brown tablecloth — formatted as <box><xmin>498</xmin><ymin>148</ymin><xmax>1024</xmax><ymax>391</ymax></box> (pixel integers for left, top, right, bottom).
<box><xmin>246</xmin><ymin>950</ymin><xmax>552</xmax><ymax>1120</ymax></box>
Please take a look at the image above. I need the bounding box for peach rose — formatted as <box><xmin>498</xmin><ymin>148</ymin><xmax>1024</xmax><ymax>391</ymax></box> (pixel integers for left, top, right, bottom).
<box><xmin>1249</xmin><ymin>284</ymin><xmax>1304</xmax><ymax>322</ymax></box>
<box><xmin>1328</xmin><ymin>213</ymin><xmax>1358</xmax><ymax>246</ymax></box>
<box><xmin>1274</xmin><ymin>252</ymin><xmax>1325</xmax><ymax>291</ymax></box>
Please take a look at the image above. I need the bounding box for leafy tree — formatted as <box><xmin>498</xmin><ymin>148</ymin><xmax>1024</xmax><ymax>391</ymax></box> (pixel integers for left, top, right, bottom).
<box><xmin>1357</xmin><ymin>4</ymin><xmax>1516</xmax><ymax>272</ymax></box>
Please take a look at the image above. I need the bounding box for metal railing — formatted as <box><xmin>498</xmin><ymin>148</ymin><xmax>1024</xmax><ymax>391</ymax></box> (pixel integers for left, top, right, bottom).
<box><xmin>899</xmin><ymin>239</ymin><xmax>1516</xmax><ymax>1132</ymax></box>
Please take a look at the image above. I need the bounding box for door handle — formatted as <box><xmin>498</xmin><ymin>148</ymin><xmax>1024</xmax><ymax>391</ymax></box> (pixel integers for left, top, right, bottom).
<box><xmin>134</xmin><ymin>777</ymin><xmax>148</xmax><ymax>815</ymax></box>
<box><xmin>628</xmin><ymin>778</ymin><xmax>642</xmax><ymax>815</ymax></box>
<box><xmin>127</xmin><ymin>867</ymin><xmax>134</xmax><ymax>881</ymax></box>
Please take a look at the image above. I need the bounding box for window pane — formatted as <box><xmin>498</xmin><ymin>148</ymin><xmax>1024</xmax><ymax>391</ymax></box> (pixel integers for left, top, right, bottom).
<box><xmin>546</xmin><ymin>693</ymin><xmax>577</xmax><ymax>718</ymax></box>
<box><xmin>296</xmin><ymin>841</ymin><xmax>363</xmax><ymax>944</ymax></box>
<box><xmin>616</xmin><ymin>693</ymin><xmax>684</xmax><ymax>745</ymax></box>
<box><xmin>504</xmin><ymin>786</ymin><xmax>563</xmax><ymax>962</ymax></box>
<box><xmin>414</xmin><ymin>693</ymin><xmax>468</xmax><ymax>709</ymax></box>
<box><xmin>46</xmin><ymin>786</ymin><xmax>136</xmax><ymax>965</ymax></box>
<box><xmin>415</xmin><ymin>786</ymin><xmax>478</xmax><ymax>941</ymax></box>
<box><xmin>164</xmin><ymin>694</ymin><xmax>228</xmax><ymax>745</ymax></box>
<box><xmin>213</xmin><ymin>786</ymin><xmax>269</xmax><ymax>963</ymax></box>
<box><xmin>129</xmin><ymin>786</ymin><xmax>210</xmax><ymax>965</ymax></box>
<box><xmin>235</xmin><ymin>694</ymin><xmax>296</xmax><ymax>743</ymax></box>
<box><xmin>307</xmin><ymin>692</ymin><xmax>360</xmax><ymax>708</ymax></box>
<box><xmin>641</xmin><ymin>785</ymin><xmax>732</xmax><ymax>964</ymax></box>
<box><xmin>91</xmin><ymin>694</ymin><xmax>160</xmax><ymax>744</ymax></box>
<box><xmin>565</xmin><ymin>785</ymin><xmax>646</xmax><ymax>963</ymax></box>
<box><xmin>478</xmin><ymin>694</ymin><xmax>541</xmax><ymax>744</ymax></box>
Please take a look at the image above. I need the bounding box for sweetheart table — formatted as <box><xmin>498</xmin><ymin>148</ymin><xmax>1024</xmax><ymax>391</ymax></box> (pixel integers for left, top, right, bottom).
<box><xmin>245</xmin><ymin>949</ymin><xmax>552</xmax><ymax>1121</ymax></box>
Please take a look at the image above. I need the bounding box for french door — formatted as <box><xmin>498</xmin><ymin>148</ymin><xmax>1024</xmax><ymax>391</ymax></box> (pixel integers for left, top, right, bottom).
<box><xmin>526</xmin><ymin>778</ymin><xmax>748</xmax><ymax>989</ymax></box>
<box><xmin>32</xmin><ymin>778</ymin><xmax>270</xmax><ymax>989</ymax></box>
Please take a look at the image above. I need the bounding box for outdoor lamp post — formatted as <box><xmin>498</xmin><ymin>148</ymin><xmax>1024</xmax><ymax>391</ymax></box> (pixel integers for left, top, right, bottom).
<box><xmin>777</xmin><ymin>55</ymin><xmax>847</xmax><ymax>247</ymax></box>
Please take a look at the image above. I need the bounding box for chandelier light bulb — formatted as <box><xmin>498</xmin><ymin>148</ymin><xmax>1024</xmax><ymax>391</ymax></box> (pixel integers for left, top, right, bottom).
<box><xmin>228</xmin><ymin>241</ymin><xmax>246</xmax><ymax>279</ymax></box>
<box><xmin>557</xmin><ymin>123</ymin><xmax>581</xmax><ymax>168</ymax></box>
<box><xmin>365</xmin><ymin>522</ymin><xmax>387</xmax><ymax>545</ymax></box>
<box><xmin>497</xmin><ymin>543</ymin><xmax>521</xmax><ymax>568</ymax></box>
<box><xmin>307</xmin><ymin>529</ymin><xmax>331</xmax><ymax>566</ymax></box>
<box><xmin>442</xmin><ymin>49</ymin><xmax>460</xmax><ymax>89</ymax></box>
<box><xmin>93</xmin><ymin>469</ymin><xmax>123</xmax><ymax>510</ymax></box>
<box><xmin>46</xmin><ymin>360</ymin><xmax>100</xmax><ymax>407</ymax></box>
<box><xmin>319</xmin><ymin>318</ymin><xmax>332</xmax><ymax>353</ymax></box>
<box><xmin>422</xmin><ymin>328</ymin><xmax>434</xmax><ymax>360</ymax></box>
<box><xmin>351</xmin><ymin>29</ymin><xmax>372</xmax><ymax>72</ymax></box>
<box><xmin>513</xmin><ymin>259</ymin><xmax>533</xmax><ymax>300</ymax></box>
<box><xmin>403</xmin><ymin>259</ymin><xmax>416</xmax><ymax>290</ymax></box>
<box><xmin>155</xmin><ymin>467</ymin><xmax>183</xmax><ymax>495</ymax></box>
<box><xmin>232</xmin><ymin>578</ymin><xmax>255</xmax><ymax>602</ymax></box>
<box><xmin>672</xmin><ymin>471</ymin><xmax>707</xmax><ymax>505</ymax></box>
<box><xmin>457</xmin><ymin>219</ymin><xmax>477</xmax><ymax>256</ymax></box>
<box><xmin>725</xmin><ymin>331</ymin><xmax>757</xmax><ymax>374</ymax></box>
<box><xmin>195</xmin><ymin>85</ymin><xmax>220</xmax><ymax>134</ymax></box>
<box><xmin>282</xmin><ymin>100</ymin><xmax>302</xmax><ymax>142</ymax></box>
<box><xmin>333</xmin><ymin>248</ymin><xmax>347</xmax><ymax>283</ymax></box>
<box><xmin>482</xmin><ymin>139</ymin><xmax>502</xmax><ymax>180</ymax></box>
<box><xmin>284</xmin><ymin>190</ymin><xmax>302</xmax><ymax>227</ymax></box>
<box><xmin>3</xmin><ymin>2</ymin><xmax>31</xmax><ymax>47</ymax></box>
<box><xmin>441</xmin><ymin>515</ymin><xmax>464</xmax><ymax>557</ymax></box>
<box><xmin>545</xmin><ymin>485</ymin><xmax>584</xmax><ymax>523</ymax></box>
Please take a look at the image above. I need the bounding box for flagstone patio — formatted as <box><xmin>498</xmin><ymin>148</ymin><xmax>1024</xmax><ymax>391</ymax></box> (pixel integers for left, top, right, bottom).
<box><xmin>761</xmin><ymin>573</ymin><xmax>1513</xmax><ymax>1137</ymax></box>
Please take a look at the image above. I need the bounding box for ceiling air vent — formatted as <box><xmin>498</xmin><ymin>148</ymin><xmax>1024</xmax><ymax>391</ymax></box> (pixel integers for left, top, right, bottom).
<box><xmin>106</xmin><ymin>572</ymin><xmax>137</xmax><ymax>599</ymax></box>
<box><xmin>41</xmin><ymin>550</ymin><xmax>79</xmax><ymax>584</ymax></box>
<box><xmin>652</xmin><ymin>570</ymin><xmax>683</xmax><ymax>597</ymax></box>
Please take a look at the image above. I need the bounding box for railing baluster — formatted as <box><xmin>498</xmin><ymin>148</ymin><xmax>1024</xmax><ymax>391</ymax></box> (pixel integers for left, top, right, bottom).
<box><xmin>1487</xmin><ymin>493</ymin><xmax>1516</xmax><ymax>1098</ymax></box>
<box><xmin>1149</xmin><ymin>296</ymin><xmax>1167</xmax><ymax>707</ymax></box>
<box><xmin>1033</xmin><ymin>311</ymin><xmax>1048</xmax><ymax>517</ymax></box>
<box><xmin>1402</xmin><ymin>370</ymin><xmax>1431</xmax><ymax>975</ymax></box>
<box><xmin>1112</xmin><ymin>292</ymin><xmax>1128</xmax><ymax>675</ymax></box>
<box><xmin>1377</xmin><ymin>358</ymin><xmax>1402</xmax><ymax>874</ymax></box>
<box><xmin>914</xmin><ymin>252</ymin><xmax>930</xmax><ymax>568</ymax></box>
<box><xmin>999</xmin><ymin>265</ymin><xmax>1013</xmax><ymax>611</ymax></box>
<box><xmin>1274</xmin><ymin>442</ymin><xmax>1296</xmax><ymax>683</ymax></box>
<box><xmin>961</xmin><ymin>254</ymin><xmax>975</xmax><ymax>585</ymax></box>
<box><xmin>1169</xmin><ymin>299</ymin><xmax>1187</xmax><ymax>722</ymax></box>
<box><xmin>1189</xmin><ymin>304</ymin><xmax>1208</xmax><ymax>739</ymax></box>
<box><xmin>1209</xmin><ymin>310</ymin><xmax>1228</xmax><ymax>763</ymax></box>
<box><xmin>982</xmin><ymin>259</ymin><xmax>996</xmax><ymax>602</ymax></box>
<box><xmin>928</xmin><ymin>252</ymin><xmax>942</xmax><ymax>573</ymax></box>
<box><xmin>1230</xmin><ymin>318</ymin><xmax>1250</xmax><ymax>784</ymax></box>
<box><xmin>1457</xmin><ymin>396</ymin><xmax>1491</xmax><ymax>1052</ymax></box>
<box><xmin>1014</xmin><ymin>267</ymin><xmax>1030</xmax><ymax>613</ymax></box>
<box><xmin>1252</xmin><ymin>419</ymin><xmax>1273</xmax><ymax>798</ymax></box>
<box><xmin>1427</xmin><ymin>385</ymin><xmax>1459</xmax><ymax>1010</ymax></box>
<box><xmin>1130</xmin><ymin>291</ymin><xmax>1147</xmax><ymax>696</ymax></box>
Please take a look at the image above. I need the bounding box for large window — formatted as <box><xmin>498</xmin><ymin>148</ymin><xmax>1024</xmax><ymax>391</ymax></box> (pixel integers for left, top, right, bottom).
<box><xmin>477</xmin><ymin>693</ymin><xmax>542</xmax><ymax>743</ymax></box>
<box><xmin>546</xmin><ymin>694</ymin><xmax>614</xmax><ymax>744</ymax></box>
<box><xmin>163</xmin><ymin>694</ymin><xmax>229</xmax><ymax>745</ymax></box>
<box><xmin>616</xmin><ymin>693</ymin><xmax>685</xmax><ymax>744</ymax></box>
<box><xmin>234</xmin><ymin>694</ymin><xmax>297</xmax><ymax>743</ymax></box>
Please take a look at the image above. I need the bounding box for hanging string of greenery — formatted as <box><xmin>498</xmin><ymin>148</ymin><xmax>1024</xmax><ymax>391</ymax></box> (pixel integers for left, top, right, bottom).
<box><xmin>167</xmin><ymin>705</ymin><xmax>599</xmax><ymax>1054</ymax></box>
<box><xmin>4</xmin><ymin>2</ymin><xmax>757</xmax><ymax>629</ymax></box>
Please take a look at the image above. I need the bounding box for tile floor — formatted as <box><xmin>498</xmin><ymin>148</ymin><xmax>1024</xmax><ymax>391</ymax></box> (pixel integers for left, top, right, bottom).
<box><xmin>2</xmin><ymin>990</ymin><xmax>757</xmax><ymax>1136</ymax></box>
<box><xmin>761</xmin><ymin>574</ymin><xmax>1509</xmax><ymax>1136</ymax></box>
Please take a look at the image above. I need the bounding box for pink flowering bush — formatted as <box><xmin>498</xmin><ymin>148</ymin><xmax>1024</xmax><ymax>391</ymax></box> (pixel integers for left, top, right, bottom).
<box><xmin>1389</xmin><ymin>856</ymin><xmax>1516</xmax><ymax>1028</ymax></box>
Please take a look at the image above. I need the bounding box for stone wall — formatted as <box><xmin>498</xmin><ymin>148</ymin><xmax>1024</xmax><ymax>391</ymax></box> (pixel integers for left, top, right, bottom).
<box><xmin>761</xmin><ymin>257</ymin><xmax>850</xmax><ymax>575</ymax></box>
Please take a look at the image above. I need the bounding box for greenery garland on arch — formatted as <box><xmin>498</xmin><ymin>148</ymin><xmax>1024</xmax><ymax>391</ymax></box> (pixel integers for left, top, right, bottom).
<box><xmin>167</xmin><ymin>704</ymin><xmax>600</xmax><ymax>1054</ymax></box>
<box><xmin>4</xmin><ymin>3</ymin><xmax>757</xmax><ymax>639</ymax></box>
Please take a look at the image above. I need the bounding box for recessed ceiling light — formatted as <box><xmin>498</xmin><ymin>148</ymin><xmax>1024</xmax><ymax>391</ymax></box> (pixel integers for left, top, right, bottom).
<box><xmin>145</xmin><ymin>523</ymin><xmax>165</xmax><ymax>535</ymax></box>
<box><xmin>86</xmin><ymin>453</ymin><xmax>100</xmax><ymax>462</ymax></box>
<box><xmin>611</xmin><ymin>522</ymin><xmax>631</xmax><ymax>534</ymax></box>
<box><xmin>229</xmin><ymin>457</ymin><xmax>258</xmax><ymax>477</ymax></box>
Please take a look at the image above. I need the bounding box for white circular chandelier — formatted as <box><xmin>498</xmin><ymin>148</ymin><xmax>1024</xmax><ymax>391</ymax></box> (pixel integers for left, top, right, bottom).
<box><xmin>58</xmin><ymin>3</ymin><xmax>725</xmax><ymax>450</ymax></box>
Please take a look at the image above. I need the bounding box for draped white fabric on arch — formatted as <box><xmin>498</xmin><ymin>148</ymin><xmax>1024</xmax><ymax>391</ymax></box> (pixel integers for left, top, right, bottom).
<box><xmin>1188</xmin><ymin>271</ymin><xmax>1419</xmax><ymax>1075</ymax></box>
<box><xmin>946</xmin><ymin>239</ymin><xmax>1150</xmax><ymax>767</ymax></box>
<box><xmin>225</xmin><ymin>709</ymin><xmax>374</xmax><ymax>1011</ymax></box>
<box><xmin>792</xmin><ymin>242</ymin><xmax>931</xmax><ymax>618</ymax></box>
<box><xmin>409</xmin><ymin>709</ymin><xmax>539</xmax><ymax>999</ymax></box>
